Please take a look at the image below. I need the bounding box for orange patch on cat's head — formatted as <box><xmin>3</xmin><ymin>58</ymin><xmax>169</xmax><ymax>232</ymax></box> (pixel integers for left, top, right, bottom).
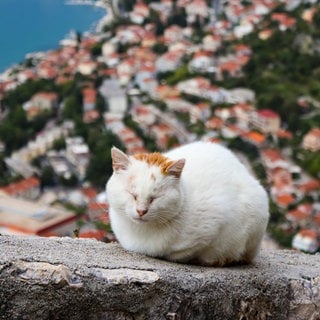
<box><xmin>133</xmin><ymin>152</ymin><xmax>174</xmax><ymax>175</ymax></box>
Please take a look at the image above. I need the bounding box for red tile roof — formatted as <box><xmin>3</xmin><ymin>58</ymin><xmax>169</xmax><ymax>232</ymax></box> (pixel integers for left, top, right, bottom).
<box><xmin>0</xmin><ymin>177</ymin><xmax>40</xmax><ymax>196</ymax></box>
<box><xmin>258</xmin><ymin>109</ymin><xmax>279</xmax><ymax>119</ymax></box>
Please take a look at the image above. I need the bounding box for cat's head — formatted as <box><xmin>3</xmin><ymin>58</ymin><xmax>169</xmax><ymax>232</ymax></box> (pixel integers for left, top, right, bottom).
<box><xmin>109</xmin><ymin>147</ymin><xmax>185</xmax><ymax>224</ymax></box>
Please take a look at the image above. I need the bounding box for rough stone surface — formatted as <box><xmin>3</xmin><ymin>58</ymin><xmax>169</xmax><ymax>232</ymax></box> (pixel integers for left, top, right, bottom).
<box><xmin>0</xmin><ymin>235</ymin><xmax>319</xmax><ymax>320</ymax></box>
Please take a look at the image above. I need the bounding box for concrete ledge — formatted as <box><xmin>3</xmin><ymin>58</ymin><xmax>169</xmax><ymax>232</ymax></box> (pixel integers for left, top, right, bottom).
<box><xmin>0</xmin><ymin>235</ymin><xmax>319</xmax><ymax>320</ymax></box>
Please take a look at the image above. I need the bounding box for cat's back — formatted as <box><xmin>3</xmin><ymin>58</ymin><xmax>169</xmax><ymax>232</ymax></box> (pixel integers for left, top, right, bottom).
<box><xmin>165</xmin><ymin>141</ymin><xmax>246</xmax><ymax>177</ymax></box>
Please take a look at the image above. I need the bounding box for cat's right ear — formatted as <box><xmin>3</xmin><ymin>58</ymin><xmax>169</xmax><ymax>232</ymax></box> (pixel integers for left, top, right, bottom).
<box><xmin>111</xmin><ymin>147</ymin><xmax>130</xmax><ymax>172</ymax></box>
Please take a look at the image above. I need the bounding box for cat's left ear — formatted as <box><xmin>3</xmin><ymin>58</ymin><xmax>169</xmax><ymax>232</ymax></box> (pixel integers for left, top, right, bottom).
<box><xmin>111</xmin><ymin>147</ymin><xmax>130</xmax><ymax>172</ymax></box>
<box><xmin>168</xmin><ymin>159</ymin><xmax>185</xmax><ymax>178</ymax></box>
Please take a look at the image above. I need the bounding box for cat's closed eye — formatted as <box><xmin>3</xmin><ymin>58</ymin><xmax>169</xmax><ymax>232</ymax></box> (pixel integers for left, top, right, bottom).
<box><xmin>149</xmin><ymin>196</ymin><xmax>155</xmax><ymax>204</ymax></box>
<box><xmin>128</xmin><ymin>192</ymin><xmax>137</xmax><ymax>200</ymax></box>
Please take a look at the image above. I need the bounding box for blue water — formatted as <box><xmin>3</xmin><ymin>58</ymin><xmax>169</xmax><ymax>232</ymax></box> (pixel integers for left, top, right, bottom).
<box><xmin>0</xmin><ymin>0</ymin><xmax>105</xmax><ymax>73</ymax></box>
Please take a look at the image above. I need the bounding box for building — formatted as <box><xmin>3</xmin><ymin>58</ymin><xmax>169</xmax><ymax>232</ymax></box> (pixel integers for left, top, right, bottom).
<box><xmin>250</xmin><ymin>109</ymin><xmax>281</xmax><ymax>133</ymax></box>
<box><xmin>99</xmin><ymin>79</ymin><xmax>127</xmax><ymax>115</ymax></box>
<box><xmin>82</xmin><ymin>87</ymin><xmax>96</xmax><ymax>111</ymax></box>
<box><xmin>0</xmin><ymin>177</ymin><xmax>40</xmax><ymax>200</ymax></box>
<box><xmin>292</xmin><ymin>229</ymin><xmax>320</xmax><ymax>253</ymax></box>
<box><xmin>31</xmin><ymin>92</ymin><xmax>58</xmax><ymax>110</ymax></box>
<box><xmin>65</xmin><ymin>137</ymin><xmax>90</xmax><ymax>180</ymax></box>
<box><xmin>0</xmin><ymin>194</ymin><xmax>77</xmax><ymax>237</ymax></box>
<box><xmin>302</xmin><ymin>128</ymin><xmax>320</xmax><ymax>152</ymax></box>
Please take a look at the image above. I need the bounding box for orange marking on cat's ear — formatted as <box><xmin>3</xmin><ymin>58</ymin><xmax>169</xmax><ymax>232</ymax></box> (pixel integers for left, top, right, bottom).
<box><xmin>134</xmin><ymin>152</ymin><xmax>175</xmax><ymax>175</ymax></box>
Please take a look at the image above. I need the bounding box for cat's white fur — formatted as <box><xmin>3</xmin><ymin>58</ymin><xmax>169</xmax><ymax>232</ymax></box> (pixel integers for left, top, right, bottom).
<box><xmin>106</xmin><ymin>141</ymin><xmax>269</xmax><ymax>266</ymax></box>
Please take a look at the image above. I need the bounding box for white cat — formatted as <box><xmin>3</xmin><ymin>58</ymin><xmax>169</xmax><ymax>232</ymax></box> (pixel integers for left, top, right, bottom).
<box><xmin>106</xmin><ymin>141</ymin><xmax>269</xmax><ymax>266</ymax></box>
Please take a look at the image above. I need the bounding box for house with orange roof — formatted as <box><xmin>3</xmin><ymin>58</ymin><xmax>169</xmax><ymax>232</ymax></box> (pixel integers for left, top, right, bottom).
<box><xmin>274</xmin><ymin>193</ymin><xmax>296</xmax><ymax>209</ymax></box>
<box><xmin>189</xmin><ymin>50</ymin><xmax>215</xmax><ymax>73</ymax></box>
<box><xmin>31</xmin><ymin>92</ymin><xmax>58</xmax><ymax>110</ymax></box>
<box><xmin>302</xmin><ymin>7</ymin><xmax>317</xmax><ymax>23</ymax></box>
<box><xmin>78</xmin><ymin>227</ymin><xmax>106</xmax><ymax>241</ymax></box>
<box><xmin>190</xmin><ymin>103</ymin><xmax>211</xmax><ymax>123</ymax></box>
<box><xmin>241</xmin><ymin>130</ymin><xmax>266</xmax><ymax>147</ymax></box>
<box><xmin>77</xmin><ymin>60</ymin><xmax>97</xmax><ymax>76</ymax></box>
<box><xmin>234</xmin><ymin>21</ymin><xmax>254</xmax><ymax>39</ymax></box>
<box><xmin>218</xmin><ymin>59</ymin><xmax>243</xmax><ymax>78</ymax></box>
<box><xmin>87</xmin><ymin>202</ymin><xmax>109</xmax><ymax>222</ymax></box>
<box><xmin>260</xmin><ymin>148</ymin><xmax>287</xmax><ymax>169</ymax></box>
<box><xmin>81</xmin><ymin>187</ymin><xmax>98</xmax><ymax>203</ymax></box>
<box><xmin>116</xmin><ymin>25</ymin><xmax>146</xmax><ymax>44</ymax></box>
<box><xmin>232</xmin><ymin>103</ymin><xmax>254</xmax><ymax>129</ymax></box>
<box><xmin>132</xmin><ymin>104</ymin><xmax>157</xmax><ymax>126</ymax></box>
<box><xmin>130</xmin><ymin>1</ymin><xmax>150</xmax><ymax>24</ymax></box>
<box><xmin>80</xmin><ymin>36</ymin><xmax>98</xmax><ymax>50</ymax></box>
<box><xmin>0</xmin><ymin>194</ymin><xmax>78</xmax><ymax>237</ymax></box>
<box><xmin>302</xmin><ymin>128</ymin><xmax>320</xmax><ymax>152</ymax></box>
<box><xmin>163</xmin><ymin>25</ymin><xmax>184</xmax><ymax>44</ymax></box>
<box><xmin>206</xmin><ymin>116</ymin><xmax>224</xmax><ymax>130</ymax></box>
<box><xmin>287</xmin><ymin>203</ymin><xmax>313</xmax><ymax>224</ymax></box>
<box><xmin>177</xmin><ymin>76</ymin><xmax>211</xmax><ymax>97</ymax></box>
<box><xmin>202</xmin><ymin>34</ymin><xmax>221</xmax><ymax>52</ymax></box>
<box><xmin>271</xmin><ymin>13</ymin><xmax>296</xmax><ymax>31</ymax></box>
<box><xmin>234</xmin><ymin>44</ymin><xmax>252</xmax><ymax>57</ymax></box>
<box><xmin>292</xmin><ymin>229</ymin><xmax>319</xmax><ymax>253</ymax></box>
<box><xmin>17</xmin><ymin>69</ymin><xmax>37</xmax><ymax>83</ymax></box>
<box><xmin>184</xmin><ymin>0</ymin><xmax>208</xmax><ymax>24</ymax></box>
<box><xmin>250</xmin><ymin>109</ymin><xmax>281</xmax><ymax>134</ymax></box>
<box><xmin>117</xmin><ymin>58</ymin><xmax>136</xmax><ymax>85</ymax></box>
<box><xmin>155</xmin><ymin>85</ymin><xmax>180</xmax><ymax>100</ymax></box>
<box><xmin>37</xmin><ymin>62</ymin><xmax>58</xmax><ymax>79</ymax></box>
<box><xmin>141</xmin><ymin>30</ymin><xmax>157</xmax><ymax>47</ymax></box>
<box><xmin>23</xmin><ymin>91</ymin><xmax>58</xmax><ymax>119</ymax></box>
<box><xmin>271</xmin><ymin>167</ymin><xmax>293</xmax><ymax>190</ymax></box>
<box><xmin>286</xmin><ymin>207</ymin><xmax>312</xmax><ymax>229</ymax></box>
<box><xmin>164</xmin><ymin>97</ymin><xmax>193</xmax><ymax>113</ymax></box>
<box><xmin>298</xmin><ymin>179</ymin><xmax>320</xmax><ymax>198</ymax></box>
<box><xmin>151</xmin><ymin>123</ymin><xmax>174</xmax><ymax>149</ymax></box>
<box><xmin>221</xmin><ymin>124</ymin><xmax>241</xmax><ymax>139</ymax></box>
<box><xmin>0</xmin><ymin>177</ymin><xmax>40</xmax><ymax>200</ymax></box>
<box><xmin>259</xmin><ymin>28</ymin><xmax>273</xmax><ymax>40</ymax></box>
<box><xmin>83</xmin><ymin>110</ymin><xmax>100</xmax><ymax>124</ymax></box>
<box><xmin>276</xmin><ymin>128</ymin><xmax>293</xmax><ymax>140</ymax></box>
<box><xmin>155</xmin><ymin>50</ymin><xmax>184</xmax><ymax>72</ymax></box>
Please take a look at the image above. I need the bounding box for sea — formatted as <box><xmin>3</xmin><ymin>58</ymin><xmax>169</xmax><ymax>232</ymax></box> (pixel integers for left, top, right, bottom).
<box><xmin>0</xmin><ymin>0</ymin><xmax>106</xmax><ymax>73</ymax></box>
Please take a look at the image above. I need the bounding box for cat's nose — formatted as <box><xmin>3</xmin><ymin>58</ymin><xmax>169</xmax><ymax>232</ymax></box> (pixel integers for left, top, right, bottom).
<box><xmin>137</xmin><ymin>209</ymin><xmax>148</xmax><ymax>217</ymax></box>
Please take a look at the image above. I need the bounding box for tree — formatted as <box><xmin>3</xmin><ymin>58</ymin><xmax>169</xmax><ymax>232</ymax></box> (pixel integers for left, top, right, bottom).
<box><xmin>62</xmin><ymin>95</ymin><xmax>82</xmax><ymax>121</ymax></box>
<box><xmin>40</xmin><ymin>166</ymin><xmax>56</xmax><ymax>187</ymax></box>
<box><xmin>86</xmin><ymin>131</ymin><xmax>124</xmax><ymax>189</ymax></box>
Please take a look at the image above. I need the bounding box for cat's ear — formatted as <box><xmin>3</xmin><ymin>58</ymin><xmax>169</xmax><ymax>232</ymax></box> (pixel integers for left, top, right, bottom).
<box><xmin>167</xmin><ymin>159</ymin><xmax>185</xmax><ymax>178</ymax></box>
<box><xmin>111</xmin><ymin>147</ymin><xmax>130</xmax><ymax>172</ymax></box>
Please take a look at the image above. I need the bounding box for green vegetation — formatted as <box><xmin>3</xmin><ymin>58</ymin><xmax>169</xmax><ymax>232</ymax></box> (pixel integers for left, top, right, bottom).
<box><xmin>86</xmin><ymin>130</ymin><xmax>124</xmax><ymax>189</ymax></box>
<box><xmin>294</xmin><ymin>149</ymin><xmax>320</xmax><ymax>178</ymax></box>
<box><xmin>241</xmin><ymin>10</ymin><xmax>320</xmax><ymax>127</ymax></box>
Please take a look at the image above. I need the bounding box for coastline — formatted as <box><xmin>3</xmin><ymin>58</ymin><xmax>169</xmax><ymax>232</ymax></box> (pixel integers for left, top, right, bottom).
<box><xmin>95</xmin><ymin>1</ymin><xmax>113</xmax><ymax>33</ymax></box>
<box><xmin>65</xmin><ymin>0</ymin><xmax>113</xmax><ymax>33</ymax></box>
<box><xmin>0</xmin><ymin>0</ymin><xmax>110</xmax><ymax>77</ymax></box>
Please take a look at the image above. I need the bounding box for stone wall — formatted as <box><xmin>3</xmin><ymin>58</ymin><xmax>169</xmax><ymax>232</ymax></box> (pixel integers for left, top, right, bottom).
<box><xmin>0</xmin><ymin>235</ymin><xmax>319</xmax><ymax>320</ymax></box>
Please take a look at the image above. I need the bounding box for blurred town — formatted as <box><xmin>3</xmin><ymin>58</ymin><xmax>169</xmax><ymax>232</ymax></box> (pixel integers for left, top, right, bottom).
<box><xmin>0</xmin><ymin>0</ymin><xmax>319</xmax><ymax>253</ymax></box>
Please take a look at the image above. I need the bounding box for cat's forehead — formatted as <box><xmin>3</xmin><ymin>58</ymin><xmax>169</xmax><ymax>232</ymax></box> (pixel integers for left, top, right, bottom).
<box><xmin>133</xmin><ymin>152</ymin><xmax>174</xmax><ymax>175</ymax></box>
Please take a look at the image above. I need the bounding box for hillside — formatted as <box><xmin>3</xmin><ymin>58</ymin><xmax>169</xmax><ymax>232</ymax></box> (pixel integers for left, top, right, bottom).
<box><xmin>0</xmin><ymin>0</ymin><xmax>319</xmax><ymax>251</ymax></box>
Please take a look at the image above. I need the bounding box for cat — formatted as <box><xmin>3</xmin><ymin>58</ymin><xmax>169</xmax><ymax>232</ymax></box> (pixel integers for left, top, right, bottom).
<box><xmin>106</xmin><ymin>141</ymin><xmax>269</xmax><ymax>267</ymax></box>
